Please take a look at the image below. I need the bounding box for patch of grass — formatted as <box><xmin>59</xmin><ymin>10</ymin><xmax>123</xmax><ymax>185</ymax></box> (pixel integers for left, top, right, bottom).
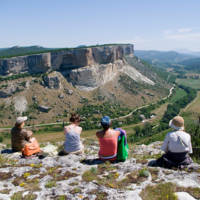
<box><xmin>136</xmin><ymin>159</ymin><xmax>148</xmax><ymax>164</ymax></box>
<box><xmin>55</xmin><ymin>195</ymin><xmax>68</xmax><ymax>200</ymax></box>
<box><xmin>45</xmin><ymin>180</ymin><xmax>57</xmax><ymax>188</ymax></box>
<box><xmin>0</xmin><ymin>171</ymin><xmax>13</xmax><ymax>180</ymax></box>
<box><xmin>177</xmin><ymin>79</ymin><xmax>200</xmax><ymax>89</ymax></box>
<box><xmin>96</xmin><ymin>191</ymin><xmax>108</xmax><ymax>200</ymax></box>
<box><xmin>0</xmin><ymin>154</ymin><xmax>18</xmax><ymax>168</ymax></box>
<box><xmin>140</xmin><ymin>182</ymin><xmax>178</xmax><ymax>200</ymax></box>
<box><xmin>140</xmin><ymin>182</ymin><xmax>200</xmax><ymax>200</ymax></box>
<box><xmin>69</xmin><ymin>182</ymin><xmax>79</xmax><ymax>186</ymax></box>
<box><xmin>0</xmin><ymin>189</ymin><xmax>11</xmax><ymax>194</ymax></box>
<box><xmin>138</xmin><ymin>167</ymin><xmax>150</xmax><ymax>177</ymax></box>
<box><xmin>130</xmin><ymin>152</ymin><xmax>163</xmax><ymax>160</ymax></box>
<box><xmin>83</xmin><ymin>167</ymin><xmax>149</xmax><ymax>189</ymax></box>
<box><xmin>148</xmin><ymin>168</ymin><xmax>159</xmax><ymax>182</ymax></box>
<box><xmin>10</xmin><ymin>191</ymin><xmax>37</xmax><ymax>200</ymax></box>
<box><xmin>70</xmin><ymin>187</ymin><xmax>81</xmax><ymax>194</ymax></box>
<box><xmin>169</xmin><ymin>88</ymin><xmax>187</xmax><ymax>103</ymax></box>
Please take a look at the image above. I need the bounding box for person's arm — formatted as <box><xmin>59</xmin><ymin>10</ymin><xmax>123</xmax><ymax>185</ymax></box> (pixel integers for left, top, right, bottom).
<box><xmin>63</xmin><ymin>126</ymin><xmax>69</xmax><ymax>135</ymax></box>
<box><xmin>160</xmin><ymin>134</ymin><xmax>169</xmax><ymax>153</ymax></box>
<box><xmin>96</xmin><ymin>131</ymin><xmax>100</xmax><ymax>138</ymax></box>
<box><xmin>79</xmin><ymin>127</ymin><xmax>82</xmax><ymax>135</ymax></box>
<box><xmin>23</xmin><ymin>129</ymin><xmax>31</xmax><ymax>141</ymax></box>
<box><xmin>116</xmin><ymin>130</ymin><xmax>120</xmax><ymax>137</ymax></box>
<box><xmin>188</xmin><ymin>135</ymin><xmax>193</xmax><ymax>154</ymax></box>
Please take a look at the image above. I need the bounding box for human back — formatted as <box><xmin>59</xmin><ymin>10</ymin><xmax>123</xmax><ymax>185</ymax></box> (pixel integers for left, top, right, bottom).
<box><xmin>96</xmin><ymin>116</ymin><xmax>120</xmax><ymax>161</ymax></box>
<box><xmin>11</xmin><ymin>116</ymin><xmax>36</xmax><ymax>152</ymax></box>
<box><xmin>64</xmin><ymin>113</ymin><xmax>84</xmax><ymax>154</ymax></box>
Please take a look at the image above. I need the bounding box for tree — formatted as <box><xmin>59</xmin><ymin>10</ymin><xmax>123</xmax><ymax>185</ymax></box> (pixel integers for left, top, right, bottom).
<box><xmin>134</xmin><ymin>126</ymin><xmax>141</xmax><ymax>137</ymax></box>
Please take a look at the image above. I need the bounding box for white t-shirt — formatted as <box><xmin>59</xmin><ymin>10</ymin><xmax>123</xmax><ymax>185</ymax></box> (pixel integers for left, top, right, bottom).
<box><xmin>160</xmin><ymin>131</ymin><xmax>193</xmax><ymax>154</ymax></box>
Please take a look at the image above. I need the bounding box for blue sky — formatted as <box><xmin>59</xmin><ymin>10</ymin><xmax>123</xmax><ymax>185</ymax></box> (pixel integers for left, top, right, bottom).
<box><xmin>1</xmin><ymin>0</ymin><xmax>200</xmax><ymax>51</ymax></box>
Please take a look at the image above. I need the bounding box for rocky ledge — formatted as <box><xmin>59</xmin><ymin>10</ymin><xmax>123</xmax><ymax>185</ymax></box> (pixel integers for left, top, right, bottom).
<box><xmin>0</xmin><ymin>141</ymin><xmax>199</xmax><ymax>200</ymax></box>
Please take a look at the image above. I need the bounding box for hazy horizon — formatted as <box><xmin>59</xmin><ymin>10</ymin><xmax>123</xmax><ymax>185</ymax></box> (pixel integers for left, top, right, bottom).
<box><xmin>1</xmin><ymin>0</ymin><xmax>200</xmax><ymax>51</ymax></box>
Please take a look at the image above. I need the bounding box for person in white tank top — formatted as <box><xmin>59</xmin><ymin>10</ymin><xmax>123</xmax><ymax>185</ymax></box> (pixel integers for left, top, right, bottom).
<box><xmin>63</xmin><ymin>113</ymin><xmax>84</xmax><ymax>155</ymax></box>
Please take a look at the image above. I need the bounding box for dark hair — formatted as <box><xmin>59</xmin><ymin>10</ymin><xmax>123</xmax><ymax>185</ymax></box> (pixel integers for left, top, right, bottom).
<box><xmin>102</xmin><ymin>124</ymin><xmax>110</xmax><ymax>131</ymax></box>
<box><xmin>70</xmin><ymin>113</ymin><xmax>82</xmax><ymax>123</ymax></box>
<box><xmin>15</xmin><ymin>122</ymin><xmax>22</xmax><ymax>129</ymax></box>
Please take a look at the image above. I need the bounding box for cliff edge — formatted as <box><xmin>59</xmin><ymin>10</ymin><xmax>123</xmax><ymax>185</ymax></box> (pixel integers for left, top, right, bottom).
<box><xmin>0</xmin><ymin>140</ymin><xmax>199</xmax><ymax>200</ymax></box>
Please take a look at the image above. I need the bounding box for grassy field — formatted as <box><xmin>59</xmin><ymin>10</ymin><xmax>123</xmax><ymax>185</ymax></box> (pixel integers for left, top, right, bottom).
<box><xmin>184</xmin><ymin>91</ymin><xmax>200</xmax><ymax>113</ymax></box>
<box><xmin>169</xmin><ymin>88</ymin><xmax>187</xmax><ymax>103</ymax></box>
<box><xmin>177</xmin><ymin>79</ymin><xmax>200</xmax><ymax>89</ymax></box>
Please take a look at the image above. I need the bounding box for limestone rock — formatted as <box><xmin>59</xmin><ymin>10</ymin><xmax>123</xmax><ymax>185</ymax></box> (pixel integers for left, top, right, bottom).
<box><xmin>43</xmin><ymin>72</ymin><xmax>61</xmax><ymax>90</ymax></box>
<box><xmin>66</xmin><ymin>90</ymin><xmax>73</xmax><ymax>95</ymax></box>
<box><xmin>0</xmin><ymin>53</ymin><xmax>51</xmax><ymax>76</ymax></box>
<box><xmin>0</xmin><ymin>140</ymin><xmax>200</xmax><ymax>200</ymax></box>
<box><xmin>38</xmin><ymin>105</ymin><xmax>49</xmax><ymax>112</ymax></box>
<box><xmin>0</xmin><ymin>86</ymin><xmax>17</xmax><ymax>98</ymax></box>
<box><xmin>58</xmin><ymin>94</ymin><xmax>64</xmax><ymax>99</ymax></box>
<box><xmin>175</xmin><ymin>192</ymin><xmax>196</xmax><ymax>200</ymax></box>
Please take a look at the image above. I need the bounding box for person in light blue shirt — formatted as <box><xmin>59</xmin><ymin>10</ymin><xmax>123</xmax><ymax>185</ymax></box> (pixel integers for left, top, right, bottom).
<box><xmin>63</xmin><ymin>113</ymin><xmax>84</xmax><ymax>155</ymax></box>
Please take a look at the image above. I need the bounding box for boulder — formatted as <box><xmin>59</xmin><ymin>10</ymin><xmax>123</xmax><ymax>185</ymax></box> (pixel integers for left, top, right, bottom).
<box><xmin>58</xmin><ymin>94</ymin><xmax>64</xmax><ymax>99</ymax></box>
<box><xmin>66</xmin><ymin>90</ymin><xmax>73</xmax><ymax>95</ymax></box>
<box><xmin>0</xmin><ymin>86</ymin><xmax>17</xmax><ymax>98</ymax></box>
<box><xmin>44</xmin><ymin>72</ymin><xmax>61</xmax><ymax>90</ymax></box>
<box><xmin>38</xmin><ymin>105</ymin><xmax>50</xmax><ymax>112</ymax></box>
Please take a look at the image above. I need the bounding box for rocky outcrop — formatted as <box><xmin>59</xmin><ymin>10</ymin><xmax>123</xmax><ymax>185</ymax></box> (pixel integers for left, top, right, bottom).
<box><xmin>0</xmin><ymin>86</ymin><xmax>17</xmax><ymax>98</ymax></box>
<box><xmin>66</xmin><ymin>60</ymin><xmax>124</xmax><ymax>91</ymax></box>
<box><xmin>0</xmin><ymin>53</ymin><xmax>51</xmax><ymax>76</ymax></box>
<box><xmin>38</xmin><ymin>105</ymin><xmax>50</xmax><ymax>112</ymax></box>
<box><xmin>0</xmin><ymin>45</ymin><xmax>136</xmax><ymax>91</ymax></box>
<box><xmin>0</xmin><ymin>140</ymin><xmax>199</xmax><ymax>200</ymax></box>
<box><xmin>51</xmin><ymin>44</ymin><xmax>134</xmax><ymax>70</ymax></box>
<box><xmin>43</xmin><ymin>72</ymin><xmax>61</xmax><ymax>90</ymax></box>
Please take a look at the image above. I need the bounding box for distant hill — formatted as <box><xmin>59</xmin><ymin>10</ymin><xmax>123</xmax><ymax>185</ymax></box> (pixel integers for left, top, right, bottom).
<box><xmin>0</xmin><ymin>48</ymin><xmax>9</xmax><ymax>52</ymax></box>
<box><xmin>171</xmin><ymin>48</ymin><xmax>194</xmax><ymax>54</ymax></box>
<box><xmin>0</xmin><ymin>46</ymin><xmax>55</xmax><ymax>58</ymax></box>
<box><xmin>189</xmin><ymin>52</ymin><xmax>200</xmax><ymax>57</ymax></box>
<box><xmin>170</xmin><ymin>48</ymin><xmax>200</xmax><ymax>57</ymax></box>
<box><xmin>179</xmin><ymin>57</ymin><xmax>200</xmax><ymax>72</ymax></box>
<box><xmin>76</xmin><ymin>45</ymin><xmax>86</xmax><ymax>48</ymax></box>
<box><xmin>134</xmin><ymin>50</ymin><xmax>197</xmax><ymax>63</ymax></box>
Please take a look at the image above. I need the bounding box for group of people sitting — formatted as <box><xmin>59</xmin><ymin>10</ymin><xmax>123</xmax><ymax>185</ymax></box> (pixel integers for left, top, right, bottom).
<box><xmin>10</xmin><ymin>113</ymin><xmax>194</xmax><ymax>168</ymax></box>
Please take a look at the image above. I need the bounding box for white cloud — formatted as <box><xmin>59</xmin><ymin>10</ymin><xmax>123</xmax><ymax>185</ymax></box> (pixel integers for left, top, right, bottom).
<box><xmin>163</xmin><ymin>30</ymin><xmax>172</xmax><ymax>35</ymax></box>
<box><xmin>178</xmin><ymin>28</ymin><xmax>194</xmax><ymax>33</ymax></box>
<box><xmin>114</xmin><ymin>37</ymin><xmax>153</xmax><ymax>44</ymax></box>
<box><xmin>165</xmin><ymin>32</ymin><xmax>200</xmax><ymax>42</ymax></box>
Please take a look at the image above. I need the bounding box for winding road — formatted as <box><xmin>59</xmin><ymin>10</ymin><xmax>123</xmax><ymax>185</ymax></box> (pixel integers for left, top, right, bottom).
<box><xmin>0</xmin><ymin>86</ymin><xmax>174</xmax><ymax>131</ymax></box>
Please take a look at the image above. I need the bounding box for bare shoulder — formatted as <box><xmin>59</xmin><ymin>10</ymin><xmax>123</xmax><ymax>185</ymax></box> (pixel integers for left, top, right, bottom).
<box><xmin>64</xmin><ymin>126</ymin><xmax>70</xmax><ymax>133</ymax></box>
<box><xmin>96</xmin><ymin>130</ymin><xmax>102</xmax><ymax>138</ymax></box>
<box><xmin>77</xmin><ymin>126</ymin><xmax>82</xmax><ymax>134</ymax></box>
<box><xmin>115</xmin><ymin>130</ymin><xmax>121</xmax><ymax>137</ymax></box>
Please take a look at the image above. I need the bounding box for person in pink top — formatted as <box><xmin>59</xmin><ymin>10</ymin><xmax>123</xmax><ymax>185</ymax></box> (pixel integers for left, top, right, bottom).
<box><xmin>96</xmin><ymin>116</ymin><xmax>120</xmax><ymax>161</ymax></box>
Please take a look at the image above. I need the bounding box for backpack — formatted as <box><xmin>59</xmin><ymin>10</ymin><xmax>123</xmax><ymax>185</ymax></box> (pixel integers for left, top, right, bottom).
<box><xmin>22</xmin><ymin>140</ymin><xmax>41</xmax><ymax>157</ymax></box>
<box><xmin>117</xmin><ymin>134</ymin><xmax>129</xmax><ymax>162</ymax></box>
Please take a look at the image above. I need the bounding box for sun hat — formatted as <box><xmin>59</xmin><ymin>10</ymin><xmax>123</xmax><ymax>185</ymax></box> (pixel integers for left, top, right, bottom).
<box><xmin>16</xmin><ymin>116</ymin><xmax>28</xmax><ymax>125</ymax></box>
<box><xmin>169</xmin><ymin>116</ymin><xmax>184</xmax><ymax>131</ymax></box>
<box><xmin>101</xmin><ymin>116</ymin><xmax>111</xmax><ymax>126</ymax></box>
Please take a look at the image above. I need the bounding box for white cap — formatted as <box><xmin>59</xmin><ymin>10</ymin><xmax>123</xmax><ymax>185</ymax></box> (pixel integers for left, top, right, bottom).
<box><xmin>16</xmin><ymin>116</ymin><xmax>27</xmax><ymax>124</ymax></box>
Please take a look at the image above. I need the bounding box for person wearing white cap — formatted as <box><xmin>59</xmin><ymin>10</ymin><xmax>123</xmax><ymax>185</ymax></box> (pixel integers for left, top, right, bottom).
<box><xmin>156</xmin><ymin>116</ymin><xmax>193</xmax><ymax>168</ymax></box>
<box><xmin>11</xmin><ymin>116</ymin><xmax>36</xmax><ymax>152</ymax></box>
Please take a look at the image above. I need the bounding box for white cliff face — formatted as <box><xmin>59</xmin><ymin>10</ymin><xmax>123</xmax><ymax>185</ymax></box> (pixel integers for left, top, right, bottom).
<box><xmin>123</xmin><ymin>63</ymin><xmax>155</xmax><ymax>85</ymax></box>
<box><xmin>0</xmin><ymin>45</ymin><xmax>157</xmax><ymax>92</ymax></box>
<box><xmin>68</xmin><ymin>60</ymin><xmax>124</xmax><ymax>91</ymax></box>
<box><xmin>0</xmin><ymin>53</ymin><xmax>51</xmax><ymax>76</ymax></box>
